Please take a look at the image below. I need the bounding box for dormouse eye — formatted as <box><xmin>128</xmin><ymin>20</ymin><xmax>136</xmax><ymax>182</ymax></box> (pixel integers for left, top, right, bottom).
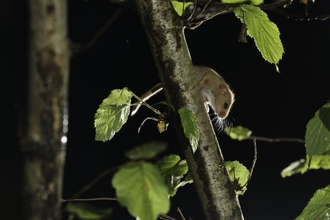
<box><xmin>224</xmin><ymin>102</ymin><xmax>228</xmax><ymax>109</ymax></box>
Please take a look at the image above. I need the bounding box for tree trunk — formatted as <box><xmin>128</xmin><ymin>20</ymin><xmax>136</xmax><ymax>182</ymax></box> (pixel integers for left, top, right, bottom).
<box><xmin>21</xmin><ymin>0</ymin><xmax>69</xmax><ymax>219</ymax></box>
<box><xmin>134</xmin><ymin>0</ymin><xmax>244</xmax><ymax>219</ymax></box>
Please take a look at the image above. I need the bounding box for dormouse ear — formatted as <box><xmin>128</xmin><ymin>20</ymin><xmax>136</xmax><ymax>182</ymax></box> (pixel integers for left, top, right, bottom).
<box><xmin>219</xmin><ymin>84</ymin><xmax>229</xmax><ymax>95</ymax></box>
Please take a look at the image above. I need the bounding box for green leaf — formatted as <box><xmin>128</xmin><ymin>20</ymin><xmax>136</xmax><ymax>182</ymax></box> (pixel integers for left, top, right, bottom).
<box><xmin>306</xmin><ymin>151</ymin><xmax>330</xmax><ymax>171</ymax></box>
<box><xmin>178</xmin><ymin>108</ymin><xmax>199</xmax><ymax>152</ymax></box>
<box><xmin>280</xmin><ymin>158</ymin><xmax>307</xmax><ymax>177</ymax></box>
<box><xmin>305</xmin><ymin>102</ymin><xmax>330</xmax><ymax>158</ymax></box>
<box><xmin>155</xmin><ymin>154</ymin><xmax>192</xmax><ymax>196</ymax></box>
<box><xmin>234</xmin><ymin>5</ymin><xmax>284</xmax><ymax>69</ymax></box>
<box><xmin>65</xmin><ymin>202</ymin><xmax>112</xmax><ymax>219</ymax></box>
<box><xmin>112</xmin><ymin>161</ymin><xmax>170</xmax><ymax>220</ymax></box>
<box><xmin>224</xmin><ymin>126</ymin><xmax>252</xmax><ymax>141</ymax></box>
<box><xmin>222</xmin><ymin>0</ymin><xmax>263</xmax><ymax>5</ymax></box>
<box><xmin>171</xmin><ymin>1</ymin><xmax>193</xmax><ymax>16</ymax></box>
<box><xmin>295</xmin><ymin>184</ymin><xmax>330</xmax><ymax>220</ymax></box>
<box><xmin>281</xmin><ymin>150</ymin><xmax>330</xmax><ymax>177</ymax></box>
<box><xmin>125</xmin><ymin>141</ymin><xmax>167</xmax><ymax>160</ymax></box>
<box><xmin>94</xmin><ymin>88</ymin><xmax>132</xmax><ymax>141</ymax></box>
<box><xmin>226</xmin><ymin>161</ymin><xmax>250</xmax><ymax>195</ymax></box>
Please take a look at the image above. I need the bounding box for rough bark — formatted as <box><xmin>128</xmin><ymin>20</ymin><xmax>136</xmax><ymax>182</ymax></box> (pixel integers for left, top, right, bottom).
<box><xmin>134</xmin><ymin>0</ymin><xmax>244</xmax><ymax>219</ymax></box>
<box><xmin>21</xmin><ymin>0</ymin><xmax>69</xmax><ymax>219</ymax></box>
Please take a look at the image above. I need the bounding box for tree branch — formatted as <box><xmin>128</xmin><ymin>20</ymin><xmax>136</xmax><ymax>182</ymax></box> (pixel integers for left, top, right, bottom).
<box><xmin>78</xmin><ymin>7</ymin><xmax>123</xmax><ymax>52</ymax></box>
<box><xmin>21</xmin><ymin>0</ymin><xmax>69</xmax><ymax>219</ymax></box>
<box><xmin>62</xmin><ymin>197</ymin><xmax>117</xmax><ymax>202</ymax></box>
<box><xmin>134</xmin><ymin>0</ymin><xmax>243</xmax><ymax>219</ymax></box>
<box><xmin>70</xmin><ymin>166</ymin><xmax>118</xmax><ymax>199</ymax></box>
<box><xmin>259</xmin><ymin>1</ymin><xmax>330</xmax><ymax>21</ymax></box>
<box><xmin>249</xmin><ymin>136</ymin><xmax>305</xmax><ymax>143</ymax></box>
<box><xmin>183</xmin><ymin>0</ymin><xmax>330</xmax><ymax>29</ymax></box>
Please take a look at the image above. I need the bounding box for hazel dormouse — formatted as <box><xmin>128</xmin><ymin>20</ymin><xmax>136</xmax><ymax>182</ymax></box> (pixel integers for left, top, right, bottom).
<box><xmin>131</xmin><ymin>66</ymin><xmax>234</xmax><ymax>119</ymax></box>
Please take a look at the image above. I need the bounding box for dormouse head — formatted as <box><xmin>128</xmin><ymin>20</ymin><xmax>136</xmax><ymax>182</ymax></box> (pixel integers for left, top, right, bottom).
<box><xmin>215</xmin><ymin>84</ymin><xmax>234</xmax><ymax>119</ymax></box>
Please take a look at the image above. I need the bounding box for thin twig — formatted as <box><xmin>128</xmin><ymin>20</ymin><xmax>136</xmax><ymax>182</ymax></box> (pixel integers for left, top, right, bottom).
<box><xmin>62</xmin><ymin>197</ymin><xmax>117</xmax><ymax>203</ymax></box>
<box><xmin>259</xmin><ymin>1</ymin><xmax>330</xmax><ymax>21</ymax></box>
<box><xmin>249</xmin><ymin>136</ymin><xmax>305</xmax><ymax>144</ymax></box>
<box><xmin>130</xmin><ymin>90</ymin><xmax>163</xmax><ymax>116</ymax></box>
<box><xmin>159</xmin><ymin>214</ymin><xmax>176</xmax><ymax>220</ymax></box>
<box><xmin>71</xmin><ymin>166</ymin><xmax>118</xmax><ymax>199</ymax></box>
<box><xmin>80</xmin><ymin>7</ymin><xmax>123</xmax><ymax>52</ymax></box>
<box><xmin>187</xmin><ymin>0</ymin><xmax>198</xmax><ymax>22</ymax></box>
<box><xmin>244</xmin><ymin>138</ymin><xmax>257</xmax><ymax>187</ymax></box>
<box><xmin>177</xmin><ymin>207</ymin><xmax>186</xmax><ymax>220</ymax></box>
<box><xmin>185</xmin><ymin>0</ymin><xmax>330</xmax><ymax>29</ymax></box>
<box><xmin>187</xmin><ymin>1</ymin><xmax>231</xmax><ymax>29</ymax></box>
<box><xmin>193</xmin><ymin>0</ymin><xmax>213</xmax><ymax>21</ymax></box>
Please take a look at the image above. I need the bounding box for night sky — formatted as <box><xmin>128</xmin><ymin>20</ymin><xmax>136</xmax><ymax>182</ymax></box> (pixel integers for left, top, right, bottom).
<box><xmin>2</xmin><ymin>0</ymin><xmax>330</xmax><ymax>219</ymax></box>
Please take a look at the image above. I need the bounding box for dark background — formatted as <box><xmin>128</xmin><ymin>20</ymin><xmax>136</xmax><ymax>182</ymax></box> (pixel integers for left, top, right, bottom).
<box><xmin>1</xmin><ymin>0</ymin><xmax>330</xmax><ymax>219</ymax></box>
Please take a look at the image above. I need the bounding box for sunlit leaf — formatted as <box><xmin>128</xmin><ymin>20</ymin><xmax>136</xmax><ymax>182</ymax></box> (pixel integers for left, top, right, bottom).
<box><xmin>234</xmin><ymin>5</ymin><xmax>284</xmax><ymax>70</ymax></box>
<box><xmin>94</xmin><ymin>88</ymin><xmax>132</xmax><ymax>141</ymax></box>
<box><xmin>155</xmin><ymin>154</ymin><xmax>192</xmax><ymax>196</ymax></box>
<box><xmin>171</xmin><ymin>0</ymin><xmax>193</xmax><ymax>16</ymax></box>
<box><xmin>125</xmin><ymin>141</ymin><xmax>167</xmax><ymax>160</ymax></box>
<box><xmin>65</xmin><ymin>202</ymin><xmax>112</xmax><ymax>219</ymax></box>
<box><xmin>224</xmin><ymin>126</ymin><xmax>252</xmax><ymax>141</ymax></box>
<box><xmin>295</xmin><ymin>184</ymin><xmax>330</xmax><ymax>220</ymax></box>
<box><xmin>178</xmin><ymin>108</ymin><xmax>199</xmax><ymax>152</ymax></box>
<box><xmin>281</xmin><ymin>150</ymin><xmax>330</xmax><ymax>177</ymax></box>
<box><xmin>306</xmin><ymin>151</ymin><xmax>330</xmax><ymax>171</ymax></box>
<box><xmin>305</xmin><ymin>102</ymin><xmax>330</xmax><ymax>158</ymax></box>
<box><xmin>112</xmin><ymin>161</ymin><xmax>170</xmax><ymax>220</ymax></box>
<box><xmin>281</xmin><ymin>159</ymin><xmax>306</xmax><ymax>177</ymax></box>
<box><xmin>226</xmin><ymin>161</ymin><xmax>250</xmax><ymax>195</ymax></box>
